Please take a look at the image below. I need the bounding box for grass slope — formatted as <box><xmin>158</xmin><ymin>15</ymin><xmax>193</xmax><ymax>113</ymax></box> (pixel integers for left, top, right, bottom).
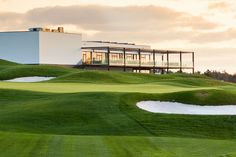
<box><xmin>1</xmin><ymin>89</ymin><xmax>236</xmax><ymax>138</ymax></box>
<box><xmin>0</xmin><ymin>59</ymin><xmax>228</xmax><ymax>86</ymax></box>
<box><xmin>50</xmin><ymin>70</ymin><xmax>220</xmax><ymax>85</ymax></box>
<box><xmin>0</xmin><ymin>59</ymin><xmax>19</xmax><ymax>71</ymax></box>
<box><xmin>0</xmin><ymin>59</ymin><xmax>19</xmax><ymax>66</ymax></box>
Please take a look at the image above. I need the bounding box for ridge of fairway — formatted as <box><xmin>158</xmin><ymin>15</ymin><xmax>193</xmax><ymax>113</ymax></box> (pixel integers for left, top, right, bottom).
<box><xmin>0</xmin><ymin>59</ymin><xmax>230</xmax><ymax>86</ymax></box>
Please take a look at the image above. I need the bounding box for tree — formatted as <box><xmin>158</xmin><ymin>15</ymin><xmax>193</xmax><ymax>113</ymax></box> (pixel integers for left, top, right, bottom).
<box><xmin>204</xmin><ymin>70</ymin><xmax>236</xmax><ymax>83</ymax></box>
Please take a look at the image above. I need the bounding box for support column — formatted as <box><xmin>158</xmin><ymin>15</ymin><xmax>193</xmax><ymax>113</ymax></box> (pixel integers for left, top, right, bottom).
<box><xmin>138</xmin><ymin>49</ymin><xmax>141</xmax><ymax>73</ymax></box>
<box><xmin>161</xmin><ymin>54</ymin><xmax>164</xmax><ymax>74</ymax></box>
<box><xmin>167</xmin><ymin>51</ymin><xmax>169</xmax><ymax>73</ymax></box>
<box><xmin>92</xmin><ymin>49</ymin><xmax>94</xmax><ymax>64</ymax></box>
<box><xmin>123</xmin><ymin>48</ymin><xmax>126</xmax><ymax>71</ymax></box>
<box><xmin>107</xmin><ymin>47</ymin><xmax>110</xmax><ymax>71</ymax></box>
<box><xmin>192</xmin><ymin>52</ymin><xmax>195</xmax><ymax>74</ymax></box>
<box><xmin>153</xmin><ymin>50</ymin><xmax>156</xmax><ymax>74</ymax></box>
<box><xmin>180</xmin><ymin>51</ymin><xmax>182</xmax><ymax>73</ymax></box>
<box><xmin>90</xmin><ymin>51</ymin><xmax>93</xmax><ymax>64</ymax></box>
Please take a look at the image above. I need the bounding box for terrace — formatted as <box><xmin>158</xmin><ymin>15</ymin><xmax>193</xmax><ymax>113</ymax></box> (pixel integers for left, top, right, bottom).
<box><xmin>82</xmin><ymin>47</ymin><xmax>194</xmax><ymax>73</ymax></box>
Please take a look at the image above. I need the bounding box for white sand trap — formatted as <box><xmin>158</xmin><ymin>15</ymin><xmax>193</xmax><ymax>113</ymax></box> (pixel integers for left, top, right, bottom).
<box><xmin>4</xmin><ymin>76</ymin><xmax>55</xmax><ymax>82</ymax></box>
<box><xmin>137</xmin><ymin>101</ymin><xmax>236</xmax><ymax>115</ymax></box>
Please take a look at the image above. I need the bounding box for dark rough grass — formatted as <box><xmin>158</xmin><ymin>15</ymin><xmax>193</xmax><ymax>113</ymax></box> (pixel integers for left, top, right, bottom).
<box><xmin>0</xmin><ymin>59</ymin><xmax>19</xmax><ymax>66</ymax></box>
<box><xmin>0</xmin><ymin>65</ymin><xmax>75</xmax><ymax>80</ymax></box>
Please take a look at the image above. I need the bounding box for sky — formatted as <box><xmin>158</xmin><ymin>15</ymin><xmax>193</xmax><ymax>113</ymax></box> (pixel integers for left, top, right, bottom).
<box><xmin>0</xmin><ymin>0</ymin><xmax>236</xmax><ymax>73</ymax></box>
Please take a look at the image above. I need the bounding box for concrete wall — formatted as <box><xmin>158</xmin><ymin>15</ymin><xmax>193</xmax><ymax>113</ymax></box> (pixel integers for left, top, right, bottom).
<box><xmin>39</xmin><ymin>32</ymin><xmax>82</xmax><ymax>65</ymax></box>
<box><xmin>0</xmin><ymin>31</ymin><xmax>39</xmax><ymax>64</ymax></box>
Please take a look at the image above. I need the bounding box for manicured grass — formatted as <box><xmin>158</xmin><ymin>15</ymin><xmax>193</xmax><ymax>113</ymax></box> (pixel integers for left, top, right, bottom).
<box><xmin>1</xmin><ymin>59</ymin><xmax>236</xmax><ymax>156</ymax></box>
<box><xmin>0</xmin><ymin>131</ymin><xmax>236</xmax><ymax>157</ymax></box>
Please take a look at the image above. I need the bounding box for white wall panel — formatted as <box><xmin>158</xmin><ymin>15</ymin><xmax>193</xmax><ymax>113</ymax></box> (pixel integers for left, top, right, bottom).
<box><xmin>0</xmin><ymin>32</ymin><xmax>39</xmax><ymax>64</ymax></box>
<box><xmin>39</xmin><ymin>32</ymin><xmax>82</xmax><ymax>65</ymax></box>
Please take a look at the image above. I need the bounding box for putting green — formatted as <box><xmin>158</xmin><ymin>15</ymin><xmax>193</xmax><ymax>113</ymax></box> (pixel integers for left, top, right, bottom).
<box><xmin>0</xmin><ymin>82</ymin><xmax>216</xmax><ymax>93</ymax></box>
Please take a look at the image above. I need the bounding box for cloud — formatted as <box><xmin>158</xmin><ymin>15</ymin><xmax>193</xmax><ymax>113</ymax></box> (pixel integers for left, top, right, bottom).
<box><xmin>0</xmin><ymin>5</ymin><xmax>218</xmax><ymax>31</ymax></box>
<box><xmin>24</xmin><ymin>5</ymin><xmax>218</xmax><ymax>31</ymax></box>
<box><xmin>208</xmin><ymin>1</ymin><xmax>230</xmax><ymax>10</ymax></box>
<box><xmin>0</xmin><ymin>12</ymin><xmax>25</xmax><ymax>30</ymax></box>
<box><xmin>0</xmin><ymin>5</ymin><xmax>231</xmax><ymax>44</ymax></box>
<box><xmin>190</xmin><ymin>28</ymin><xmax>236</xmax><ymax>43</ymax></box>
<box><xmin>84</xmin><ymin>28</ymin><xmax>236</xmax><ymax>44</ymax></box>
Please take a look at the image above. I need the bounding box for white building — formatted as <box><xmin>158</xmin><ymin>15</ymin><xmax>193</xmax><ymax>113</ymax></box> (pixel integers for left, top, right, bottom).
<box><xmin>0</xmin><ymin>27</ymin><xmax>195</xmax><ymax>73</ymax></box>
<box><xmin>0</xmin><ymin>28</ymin><xmax>82</xmax><ymax>65</ymax></box>
<box><xmin>0</xmin><ymin>27</ymin><xmax>149</xmax><ymax>65</ymax></box>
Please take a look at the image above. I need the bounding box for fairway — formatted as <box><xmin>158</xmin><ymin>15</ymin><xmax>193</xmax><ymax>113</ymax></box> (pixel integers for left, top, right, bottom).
<box><xmin>0</xmin><ymin>131</ymin><xmax>236</xmax><ymax>157</ymax></box>
<box><xmin>0</xmin><ymin>61</ymin><xmax>236</xmax><ymax>157</ymax></box>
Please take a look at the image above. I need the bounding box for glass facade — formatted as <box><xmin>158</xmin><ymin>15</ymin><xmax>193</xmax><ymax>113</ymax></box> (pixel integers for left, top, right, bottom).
<box><xmin>82</xmin><ymin>49</ymin><xmax>193</xmax><ymax>68</ymax></box>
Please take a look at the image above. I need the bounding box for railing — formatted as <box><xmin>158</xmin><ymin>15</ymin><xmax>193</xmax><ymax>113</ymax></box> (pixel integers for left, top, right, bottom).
<box><xmin>83</xmin><ymin>59</ymin><xmax>108</xmax><ymax>65</ymax></box>
<box><xmin>164</xmin><ymin>62</ymin><xmax>179</xmax><ymax>67</ymax></box>
<box><xmin>126</xmin><ymin>60</ymin><xmax>139</xmax><ymax>66</ymax></box>
<box><xmin>155</xmin><ymin>62</ymin><xmax>193</xmax><ymax>67</ymax></box>
<box><xmin>83</xmin><ymin>59</ymin><xmax>193</xmax><ymax>68</ymax></box>
<box><xmin>110</xmin><ymin>59</ymin><xmax>124</xmax><ymax>65</ymax></box>
<box><xmin>155</xmin><ymin>62</ymin><xmax>164</xmax><ymax>67</ymax></box>
<box><xmin>182</xmin><ymin>62</ymin><xmax>193</xmax><ymax>67</ymax></box>
<box><xmin>141</xmin><ymin>61</ymin><xmax>155</xmax><ymax>67</ymax></box>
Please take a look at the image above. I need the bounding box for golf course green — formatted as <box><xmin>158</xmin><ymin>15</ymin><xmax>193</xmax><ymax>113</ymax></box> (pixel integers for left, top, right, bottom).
<box><xmin>0</xmin><ymin>59</ymin><xmax>236</xmax><ymax>157</ymax></box>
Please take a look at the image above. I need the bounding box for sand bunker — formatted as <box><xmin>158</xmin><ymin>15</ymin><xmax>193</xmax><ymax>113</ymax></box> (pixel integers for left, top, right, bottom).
<box><xmin>137</xmin><ymin>101</ymin><xmax>236</xmax><ymax>115</ymax></box>
<box><xmin>4</xmin><ymin>76</ymin><xmax>55</xmax><ymax>82</ymax></box>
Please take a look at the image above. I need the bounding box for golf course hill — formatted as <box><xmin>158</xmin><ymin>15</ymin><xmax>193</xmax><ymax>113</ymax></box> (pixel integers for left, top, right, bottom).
<box><xmin>0</xmin><ymin>59</ymin><xmax>236</xmax><ymax>157</ymax></box>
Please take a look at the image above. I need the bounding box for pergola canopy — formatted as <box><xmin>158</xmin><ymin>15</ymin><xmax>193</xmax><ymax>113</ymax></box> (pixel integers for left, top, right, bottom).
<box><xmin>82</xmin><ymin>46</ymin><xmax>194</xmax><ymax>54</ymax></box>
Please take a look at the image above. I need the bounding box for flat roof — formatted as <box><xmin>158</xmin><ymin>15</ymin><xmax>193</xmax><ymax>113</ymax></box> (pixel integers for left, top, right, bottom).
<box><xmin>84</xmin><ymin>40</ymin><xmax>136</xmax><ymax>45</ymax></box>
<box><xmin>0</xmin><ymin>31</ymin><xmax>82</xmax><ymax>35</ymax></box>
<box><xmin>82</xmin><ymin>46</ymin><xmax>194</xmax><ymax>54</ymax></box>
